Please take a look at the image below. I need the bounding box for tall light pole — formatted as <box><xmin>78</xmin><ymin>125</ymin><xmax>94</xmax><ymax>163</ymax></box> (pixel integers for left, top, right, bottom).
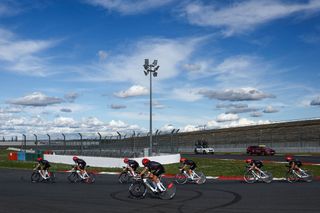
<box><xmin>143</xmin><ymin>59</ymin><xmax>160</xmax><ymax>156</ymax></box>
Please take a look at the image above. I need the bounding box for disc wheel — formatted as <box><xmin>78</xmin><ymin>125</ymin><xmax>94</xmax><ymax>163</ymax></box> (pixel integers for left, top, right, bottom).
<box><xmin>129</xmin><ymin>181</ymin><xmax>147</xmax><ymax>198</ymax></box>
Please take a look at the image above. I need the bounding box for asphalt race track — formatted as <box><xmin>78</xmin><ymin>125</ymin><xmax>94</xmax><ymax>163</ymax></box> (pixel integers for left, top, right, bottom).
<box><xmin>0</xmin><ymin>169</ymin><xmax>319</xmax><ymax>213</ymax></box>
<box><xmin>182</xmin><ymin>153</ymin><xmax>320</xmax><ymax>164</ymax></box>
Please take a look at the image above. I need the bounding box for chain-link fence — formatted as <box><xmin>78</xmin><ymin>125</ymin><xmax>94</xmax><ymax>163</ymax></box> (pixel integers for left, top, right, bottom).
<box><xmin>1</xmin><ymin>119</ymin><xmax>320</xmax><ymax>156</ymax></box>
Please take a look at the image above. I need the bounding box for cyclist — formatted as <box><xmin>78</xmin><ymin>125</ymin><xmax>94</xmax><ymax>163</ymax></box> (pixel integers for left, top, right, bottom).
<box><xmin>123</xmin><ymin>157</ymin><xmax>139</xmax><ymax>176</ymax></box>
<box><xmin>286</xmin><ymin>156</ymin><xmax>302</xmax><ymax>172</ymax></box>
<box><xmin>72</xmin><ymin>156</ymin><xmax>87</xmax><ymax>178</ymax></box>
<box><xmin>246</xmin><ymin>158</ymin><xmax>263</xmax><ymax>174</ymax></box>
<box><xmin>179</xmin><ymin>158</ymin><xmax>197</xmax><ymax>179</ymax></box>
<box><xmin>140</xmin><ymin>158</ymin><xmax>165</xmax><ymax>192</ymax></box>
<box><xmin>34</xmin><ymin>157</ymin><xmax>51</xmax><ymax>179</ymax></box>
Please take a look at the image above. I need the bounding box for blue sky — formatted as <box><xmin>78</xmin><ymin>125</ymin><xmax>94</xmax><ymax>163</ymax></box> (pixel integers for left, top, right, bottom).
<box><xmin>0</xmin><ymin>0</ymin><xmax>320</xmax><ymax>138</ymax></box>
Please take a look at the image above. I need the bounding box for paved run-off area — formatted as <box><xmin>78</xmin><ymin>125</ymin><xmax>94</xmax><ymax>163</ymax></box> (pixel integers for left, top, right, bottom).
<box><xmin>0</xmin><ymin>169</ymin><xmax>319</xmax><ymax>213</ymax></box>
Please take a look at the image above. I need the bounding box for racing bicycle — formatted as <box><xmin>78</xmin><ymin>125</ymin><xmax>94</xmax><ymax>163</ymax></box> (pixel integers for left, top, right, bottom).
<box><xmin>118</xmin><ymin>167</ymin><xmax>137</xmax><ymax>184</ymax></box>
<box><xmin>286</xmin><ymin>167</ymin><xmax>313</xmax><ymax>183</ymax></box>
<box><xmin>67</xmin><ymin>166</ymin><xmax>96</xmax><ymax>184</ymax></box>
<box><xmin>175</xmin><ymin>169</ymin><xmax>206</xmax><ymax>184</ymax></box>
<box><xmin>244</xmin><ymin>166</ymin><xmax>273</xmax><ymax>183</ymax></box>
<box><xmin>129</xmin><ymin>175</ymin><xmax>176</xmax><ymax>200</ymax></box>
<box><xmin>31</xmin><ymin>169</ymin><xmax>55</xmax><ymax>183</ymax></box>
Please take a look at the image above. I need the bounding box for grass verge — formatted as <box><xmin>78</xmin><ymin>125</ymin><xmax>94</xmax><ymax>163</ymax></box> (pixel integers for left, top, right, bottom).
<box><xmin>1</xmin><ymin>148</ymin><xmax>319</xmax><ymax>177</ymax></box>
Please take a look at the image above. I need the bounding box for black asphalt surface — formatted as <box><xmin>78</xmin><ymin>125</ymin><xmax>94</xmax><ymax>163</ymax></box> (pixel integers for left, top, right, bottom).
<box><xmin>0</xmin><ymin>168</ymin><xmax>319</xmax><ymax>213</ymax></box>
<box><xmin>182</xmin><ymin>153</ymin><xmax>320</xmax><ymax>164</ymax></box>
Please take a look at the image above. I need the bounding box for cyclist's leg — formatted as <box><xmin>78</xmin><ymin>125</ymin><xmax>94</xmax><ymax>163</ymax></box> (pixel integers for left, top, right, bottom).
<box><xmin>154</xmin><ymin>169</ymin><xmax>165</xmax><ymax>191</ymax></box>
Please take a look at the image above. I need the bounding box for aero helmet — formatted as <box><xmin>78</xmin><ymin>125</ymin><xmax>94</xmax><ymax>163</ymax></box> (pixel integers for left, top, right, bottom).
<box><xmin>142</xmin><ymin>158</ymin><xmax>150</xmax><ymax>166</ymax></box>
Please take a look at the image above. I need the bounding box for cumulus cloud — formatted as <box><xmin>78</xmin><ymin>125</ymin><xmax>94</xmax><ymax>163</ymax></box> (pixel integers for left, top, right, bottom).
<box><xmin>86</xmin><ymin>0</ymin><xmax>173</xmax><ymax>15</ymax></box>
<box><xmin>60</xmin><ymin>108</ymin><xmax>72</xmax><ymax>113</ymax></box>
<box><xmin>98</xmin><ymin>50</ymin><xmax>108</xmax><ymax>61</ymax></box>
<box><xmin>8</xmin><ymin>92</ymin><xmax>64</xmax><ymax>107</ymax></box>
<box><xmin>172</xmin><ymin>87</ymin><xmax>203</xmax><ymax>102</ymax></box>
<box><xmin>216</xmin><ymin>103</ymin><xmax>248</xmax><ymax>109</ymax></box>
<box><xmin>53</xmin><ymin>117</ymin><xmax>78</xmax><ymax>128</ymax></box>
<box><xmin>216</xmin><ymin>113</ymin><xmax>239</xmax><ymax>122</ymax></box>
<box><xmin>250</xmin><ymin>112</ymin><xmax>263</xmax><ymax>117</ymax></box>
<box><xmin>110</xmin><ymin>104</ymin><xmax>127</xmax><ymax>109</ymax></box>
<box><xmin>180</xmin><ymin>0</ymin><xmax>320</xmax><ymax>36</ymax></box>
<box><xmin>263</xmin><ymin>106</ymin><xmax>279</xmax><ymax>113</ymax></box>
<box><xmin>114</xmin><ymin>85</ymin><xmax>148</xmax><ymax>98</ymax></box>
<box><xmin>310</xmin><ymin>96</ymin><xmax>320</xmax><ymax>106</ymax></box>
<box><xmin>199</xmin><ymin>88</ymin><xmax>275</xmax><ymax>102</ymax></box>
<box><xmin>64</xmin><ymin>92</ymin><xmax>80</xmax><ymax>103</ymax></box>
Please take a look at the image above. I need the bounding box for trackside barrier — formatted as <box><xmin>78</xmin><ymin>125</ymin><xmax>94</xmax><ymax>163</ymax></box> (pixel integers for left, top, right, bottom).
<box><xmin>44</xmin><ymin>153</ymin><xmax>181</xmax><ymax>168</ymax></box>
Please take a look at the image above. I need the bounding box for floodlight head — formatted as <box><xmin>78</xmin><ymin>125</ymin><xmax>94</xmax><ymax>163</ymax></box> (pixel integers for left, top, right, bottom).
<box><xmin>153</xmin><ymin>72</ymin><xmax>157</xmax><ymax>77</ymax></box>
<box><xmin>154</xmin><ymin>65</ymin><xmax>160</xmax><ymax>71</ymax></box>
<box><xmin>144</xmin><ymin>59</ymin><xmax>149</xmax><ymax>66</ymax></box>
<box><xmin>152</xmin><ymin>60</ymin><xmax>158</xmax><ymax>66</ymax></box>
<box><xmin>144</xmin><ymin>70</ymin><xmax>148</xmax><ymax>76</ymax></box>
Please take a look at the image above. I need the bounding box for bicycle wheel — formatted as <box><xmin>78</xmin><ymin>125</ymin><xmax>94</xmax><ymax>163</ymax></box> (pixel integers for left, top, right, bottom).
<box><xmin>195</xmin><ymin>171</ymin><xmax>206</xmax><ymax>184</ymax></box>
<box><xmin>84</xmin><ymin>172</ymin><xmax>96</xmax><ymax>184</ymax></box>
<box><xmin>67</xmin><ymin>172</ymin><xmax>80</xmax><ymax>183</ymax></box>
<box><xmin>31</xmin><ymin>172</ymin><xmax>41</xmax><ymax>183</ymax></box>
<box><xmin>175</xmin><ymin>173</ymin><xmax>187</xmax><ymax>184</ymax></box>
<box><xmin>48</xmin><ymin>172</ymin><xmax>56</xmax><ymax>183</ymax></box>
<box><xmin>159</xmin><ymin>182</ymin><xmax>176</xmax><ymax>200</ymax></box>
<box><xmin>286</xmin><ymin>171</ymin><xmax>298</xmax><ymax>183</ymax></box>
<box><xmin>302</xmin><ymin>170</ymin><xmax>313</xmax><ymax>183</ymax></box>
<box><xmin>119</xmin><ymin>172</ymin><xmax>130</xmax><ymax>184</ymax></box>
<box><xmin>244</xmin><ymin>170</ymin><xmax>256</xmax><ymax>183</ymax></box>
<box><xmin>261</xmin><ymin>171</ymin><xmax>273</xmax><ymax>183</ymax></box>
<box><xmin>129</xmin><ymin>181</ymin><xmax>147</xmax><ymax>198</ymax></box>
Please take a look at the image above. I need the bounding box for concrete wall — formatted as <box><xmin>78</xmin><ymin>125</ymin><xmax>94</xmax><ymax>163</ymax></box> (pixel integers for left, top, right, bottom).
<box><xmin>44</xmin><ymin>153</ymin><xmax>181</xmax><ymax>168</ymax></box>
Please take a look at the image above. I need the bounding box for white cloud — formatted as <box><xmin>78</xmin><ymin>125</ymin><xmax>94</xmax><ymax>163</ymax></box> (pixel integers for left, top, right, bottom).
<box><xmin>263</xmin><ymin>105</ymin><xmax>279</xmax><ymax>113</ymax></box>
<box><xmin>110</xmin><ymin>104</ymin><xmax>127</xmax><ymax>109</ymax></box>
<box><xmin>8</xmin><ymin>92</ymin><xmax>64</xmax><ymax>107</ymax></box>
<box><xmin>310</xmin><ymin>96</ymin><xmax>320</xmax><ymax>106</ymax></box>
<box><xmin>114</xmin><ymin>85</ymin><xmax>148</xmax><ymax>98</ymax></box>
<box><xmin>87</xmin><ymin>0</ymin><xmax>173</xmax><ymax>15</ymax></box>
<box><xmin>73</xmin><ymin>37</ymin><xmax>203</xmax><ymax>85</ymax></box>
<box><xmin>172</xmin><ymin>87</ymin><xmax>203</xmax><ymax>102</ymax></box>
<box><xmin>53</xmin><ymin>117</ymin><xmax>78</xmax><ymax>127</ymax></box>
<box><xmin>64</xmin><ymin>92</ymin><xmax>80</xmax><ymax>103</ymax></box>
<box><xmin>250</xmin><ymin>112</ymin><xmax>263</xmax><ymax>117</ymax></box>
<box><xmin>200</xmin><ymin>87</ymin><xmax>275</xmax><ymax>101</ymax></box>
<box><xmin>0</xmin><ymin>28</ymin><xmax>57</xmax><ymax>76</ymax></box>
<box><xmin>183</xmin><ymin>63</ymin><xmax>202</xmax><ymax>72</ymax></box>
<box><xmin>180</xmin><ymin>0</ymin><xmax>320</xmax><ymax>36</ymax></box>
<box><xmin>98</xmin><ymin>50</ymin><xmax>108</xmax><ymax>61</ymax></box>
<box><xmin>216</xmin><ymin>113</ymin><xmax>239</xmax><ymax>122</ymax></box>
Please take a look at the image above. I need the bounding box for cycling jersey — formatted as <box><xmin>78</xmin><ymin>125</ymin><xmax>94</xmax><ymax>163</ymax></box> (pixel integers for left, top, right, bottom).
<box><xmin>289</xmin><ymin>159</ymin><xmax>302</xmax><ymax>167</ymax></box>
<box><xmin>39</xmin><ymin>159</ymin><xmax>50</xmax><ymax>170</ymax></box>
<box><xmin>182</xmin><ymin>159</ymin><xmax>197</xmax><ymax>170</ymax></box>
<box><xmin>145</xmin><ymin>161</ymin><xmax>165</xmax><ymax>177</ymax></box>
<box><xmin>250</xmin><ymin>160</ymin><xmax>263</xmax><ymax>168</ymax></box>
<box><xmin>127</xmin><ymin>160</ymin><xmax>139</xmax><ymax>170</ymax></box>
<box><xmin>74</xmin><ymin>159</ymin><xmax>86</xmax><ymax>169</ymax></box>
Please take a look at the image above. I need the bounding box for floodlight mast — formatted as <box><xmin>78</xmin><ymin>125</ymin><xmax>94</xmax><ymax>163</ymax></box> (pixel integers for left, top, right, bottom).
<box><xmin>143</xmin><ymin>59</ymin><xmax>160</xmax><ymax>156</ymax></box>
